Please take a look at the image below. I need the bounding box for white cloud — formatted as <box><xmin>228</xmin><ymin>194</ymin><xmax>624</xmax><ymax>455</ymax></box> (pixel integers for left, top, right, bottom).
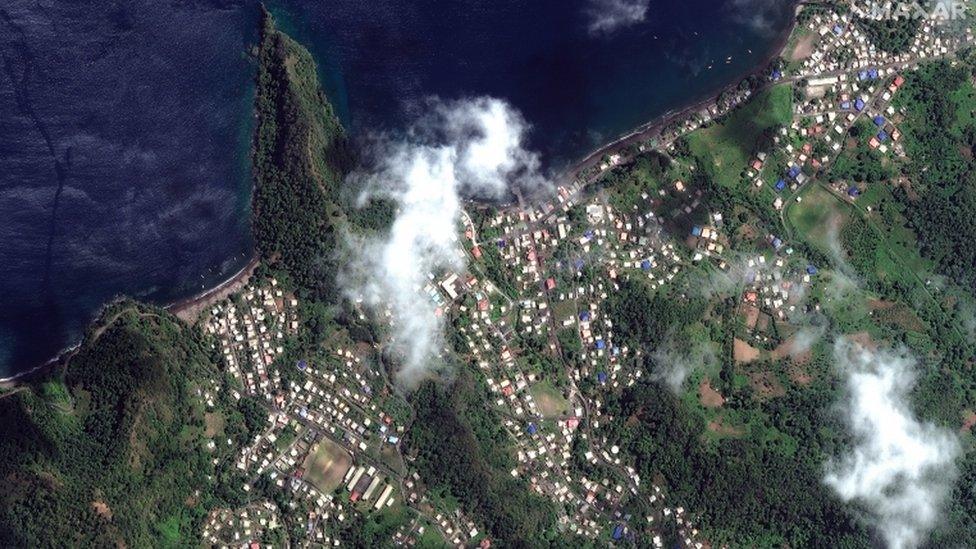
<box><xmin>585</xmin><ymin>0</ymin><xmax>651</xmax><ymax>35</ymax></box>
<box><xmin>824</xmin><ymin>338</ymin><xmax>961</xmax><ymax>549</ymax></box>
<box><xmin>650</xmin><ymin>335</ymin><xmax>716</xmax><ymax>393</ymax></box>
<box><xmin>726</xmin><ymin>0</ymin><xmax>792</xmax><ymax>35</ymax></box>
<box><xmin>343</xmin><ymin>97</ymin><xmax>546</xmax><ymax>387</ymax></box>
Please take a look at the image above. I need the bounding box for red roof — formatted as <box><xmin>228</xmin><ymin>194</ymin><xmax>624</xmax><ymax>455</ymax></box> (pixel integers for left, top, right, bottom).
<box><xmin>545</xmin><ymin>278</ymin><xmax>556</xmax><ymax>290</ymax></box>
<box><xmin>471</xmin><ymin>246</ymin><xmax>482</xmax><ymax>259</ymax></box>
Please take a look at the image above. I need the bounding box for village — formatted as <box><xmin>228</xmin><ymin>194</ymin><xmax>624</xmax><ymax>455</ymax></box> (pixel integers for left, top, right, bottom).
<box><xmin>191</xmin><ymin>4</ymin><xmax>973</xmax><ymax>547</ymax></box>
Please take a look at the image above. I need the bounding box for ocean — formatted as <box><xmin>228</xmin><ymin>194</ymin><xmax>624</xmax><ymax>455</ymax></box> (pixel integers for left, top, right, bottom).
<box><xmin>0</xmin><ymin>0</ymin><xmax>792</xmax><ymax>378</ymax></box>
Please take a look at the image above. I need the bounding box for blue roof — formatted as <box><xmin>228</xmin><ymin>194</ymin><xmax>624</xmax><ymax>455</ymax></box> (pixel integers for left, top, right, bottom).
<box><xmin>595</xmin><ymin>339</ymin><xmax>606</xmax><ymax>350</ymax></box>
<box><xmin>848</xmin><ymin>187</ymin><xmax>861</xmax><ymax>197</ymax></box>
<box><xmin>580</xmin><ymin>311</ymin><xmax>591</xmax><ymax>321</ymax></box>
<box><xmin>641</xmin><ymin>259</ymin><xmax>652</xmax><ymax>271</ymax></box>
<box><xmin>807</xmin><ymin>265</ymin><xmax>818</xmax><ymax>275</ymax></box>
<box><xmin>612</xmin><ymin>524</ymin><xmax>625</xmax><ymax>540</ymax></box>
<box><xmin>771</xmin><ymin>70</ymin><xmax>782</xmax><ymax>80</ymax></box>
<box><xmin>873</xmin><ymin>116</ymin><xmax>885</xmax><ymax>126</ymax></box>
<box><xmin>773</xmin><ymin>238</ymin><xmax>783</xmax><ymax>248</ymax></box>
<box><xmin>789</xmin><ymin>166</ymin><xmax>801</xmax><ymax>178</ymax></box>
<box><xmin>296</xmin><ymin>359</ymin><xmax>308</xmax><ymax>370</ymax></box>
<box><xmin>584</xmin><ymin>229</ymin><xmax>595</xmax><ymax>238</ymax></box>
<box><xmin>527</xmin><ymin>423</ymin><xmax>537</xmax><ymax>435</ymax></box>
<box><xmin>597</xmin><ymin>371</ymin><xmax>608</xmax><ymax>383</ymax></box>
<box><xmin>855</xmin><ymin>98</ymin><xmax>866</xmax><ymax>111</ymax></box>
<box><xmin>497</xmin><ymin>239</ymin><xmax>506</xmax><ymax>248</ymax></box>
<box><xmin>833</xmin><ymin>24</ymin><xmax>844</xmax><ymax>35</ymax></box>
<box><xmin>775</xmin><ymin>179</ymin><xmax>786</xmax><ymax>191</ymax></box>
<box><xmin>691</xmin><ymin>225</ymin><xmax>703</xmax><ymax>236</ymax></box>
<box><xmin>858</xmin><ymin>70</ymin><xmax>868</xmax><ymax>80</ymax></box>
<box><xmin>878</xmin><ymin>130</ymin><xmax>888</xmax><ymax>142</ymax></box>
<box><xmin>869</xmin><ymin>68</ymin><xmax>879</xmax><ymax>78</ymax></box>
<box><xmin>840</xmin><ymin>101</ymin><xmax>851</xmax><ymax>110</ymax></box>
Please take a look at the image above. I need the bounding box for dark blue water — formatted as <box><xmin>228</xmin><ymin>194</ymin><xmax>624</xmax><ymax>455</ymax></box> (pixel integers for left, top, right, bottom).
<box><xmin>0</xmin><ymin>0</ymin><xmax>792</xmax><ymax>378</ymax></box>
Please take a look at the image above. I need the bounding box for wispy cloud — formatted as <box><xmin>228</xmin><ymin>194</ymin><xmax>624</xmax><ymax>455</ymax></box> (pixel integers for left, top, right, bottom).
<box><xmin>650</xmin><ymin>335</ymin><xmax>716</xmax><ymax>393</ymax></box>
<box><xmin>824</xmin><ymin>338</ymin><xmax>960</xmax><ymax>549</ymax></box>
<box><xmin>343</xmin><ymin>97</ymin><xmax>547</xmax><ymax>387</ymax></box>
<box><xmin>585</xmin><ymin>0</ymin><xmax>651</xmax><ymax>35</ymax></box>
<box><xmin>726</xmin><ymin>0</ymin><xmax>790</xmax><ymax>35</ymax></box>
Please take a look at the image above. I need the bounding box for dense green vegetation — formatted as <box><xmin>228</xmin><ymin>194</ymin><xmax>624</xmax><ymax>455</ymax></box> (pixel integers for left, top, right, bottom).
<box><xmin>407</xmin><ymin>373</ymin><xmax>560</xmax><ymax>545</ymax></box>
<box><xmin>606</xmin><ymin>277</ymin><xmax>706</xmax><ymax>352</ymax></box>
<box><xmin>252</xmin><ymin>8</ymin><xmax>350</xmax><ymax>302</ymax></box>
<box><xmin>605</xmin><ymin>380</ymin><xmax>872</xmax><ymax>546</ymax></box>
<box><xmin>0</xmin><ymin>304</ymin><xmax>256</xmax><ymax>546</ymax></box>
<box><xmin>855</xmin><ymin>15</ymin><xmax>922</xmax><ymax>54</ymax></box>
<box><xmin>893</xmin><ymin>60</ymin><xmax>976</xmax><ymax>293</ymax></box>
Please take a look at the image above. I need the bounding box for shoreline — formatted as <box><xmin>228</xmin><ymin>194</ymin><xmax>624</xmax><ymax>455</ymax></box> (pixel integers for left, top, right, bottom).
<box><xmin>557</xmin><ymin>5</ymin><xmax>799</xmax><ymax>186</ymax></box>
<box><xmin>2</xmin><ymin>7</ymin><xmax>800</xmax><ymax>388</ymax></box>
<box><xmin>0</xmin><ymin>252</ymin><xmax>261</xmax><ymax>387</ymax></box>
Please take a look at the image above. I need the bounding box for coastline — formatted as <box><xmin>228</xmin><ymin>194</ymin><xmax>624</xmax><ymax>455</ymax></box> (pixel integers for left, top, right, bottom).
<box><xmin>557</xmin><ymin>4</ymin><xmax>799</xmax><ymax>186</ymax></box>
<box><xmin>0</xmin><ymin>252</ymin><xmax>261</xmax><ymax>387</ymax></box>
<box><xmin>166</xmin><ymin>252</ymin><xmax>262</xmax><ymax>323</ymax></box>
<box><xmin>2</xmin><ymin>7</ymin><xmax>799</xmax><ymax>388</ymax></box>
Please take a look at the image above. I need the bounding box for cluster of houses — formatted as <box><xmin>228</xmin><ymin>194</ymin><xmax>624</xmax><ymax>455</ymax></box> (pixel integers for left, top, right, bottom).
<box><xmin>436</xmin><ymin>177</ymin><xmax>722</xmax><ymax>542</ymax></box>
<box><xmin>194</xmin><ymin>4</ymin><xmax>976</xmax><ymax>547</ymax></box>
<box><xmin>201</xmin><ymin>501</ymin><xmax>282</xmax><ymax>547</ymax></box>
<box><xmin>794</xmin><ymin>5</ymin><xmax>970</xmax><ymax>80</ymax></box>
<box><xmin>202</xmin><ymin>279</ymin><xmax>297</xmax><ymax>398</ymax></box>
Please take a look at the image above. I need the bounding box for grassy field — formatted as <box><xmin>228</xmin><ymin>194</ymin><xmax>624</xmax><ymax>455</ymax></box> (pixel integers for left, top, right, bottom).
<box><xmin>785</xmin><ymin>183</ymin><xmax>849</xmax><ymax>254</ymax></box>
<box><xmin>950</xmin><ymin>80</ymin><xmax>976</xmax><ymax>137</ymax></box>
<box><xmin>688</xmin><ymin>84</ymin><xmax>793</xmax><ymax>185</ymax></box>
<box><xmin>528</xmin><ymin>381</ymin><xmax>572</xmax><ymax>417</ymax></box>
<box><xmin>303</xmin><ymin>437</ymin><xmax>353</xmax><ymax>494</ymax></box>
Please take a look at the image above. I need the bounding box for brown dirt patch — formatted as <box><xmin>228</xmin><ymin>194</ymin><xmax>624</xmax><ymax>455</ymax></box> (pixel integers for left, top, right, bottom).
<box><xmin>92</xmin><ymin>500</ymin><xmax>113</xmax><ymax>520</ymax></box>
<box><xmin>737</xmin><ymin>223</ymin><xmax>759</xmax><ymax>242</ymax></box>
<box><xmin>788</xmin><ymin>363</ymin><xmax>814</xmax><ymax>386</ymax></box>
<box><xmin>770</xmin><ymin>336</ymin><xmax>812</xmax><ymax>364</ymax></box>
<box><xmin>847</xmin><ymin>331</ymin><xmax>878</xmax><ymax>351</ymax></box>
<box><xmin>757</xmin><ymin>313</ymin><xmax>771</xmax><ymax>332</ymax></box>
<box><xmin>698</xmin><ymin>379</ymin><xmax>725</xmax><ymax>408</ymax></box>
<box><xmin>867</xmin><ymin>299</ymin><xmax>895</xmax><ymax>310</ymax></box>
<box><xmin>962</xmin><ymin>410</ymin><xmax>976</xmax><ymax>434</ymax></box>
<box><xmin>707</xmin><ymin>416</ymin><xmax>745</xmax><ymax>437</ymax></box>
<box><xmin>733</xmin><ymin>338</ymin><xmax>761</xmax><ymax>363</ymax></box>
<box><xmin>789</xmin><ymin>32</ymin><xmax>818</xmax><ymax>61</ymax></box>
<box><xmin>895</xmin><ymin>178</ymin><xmax>920</xmax><ymax>202</ymax></box>
<box><xmin>204</xmin><ymin>412</ymin><xmax>224</xmax><ymax>438</ymax></box>
<box><xmin>741</xmin><ymin>303</ymin><xmax>761</xmax><ymax>330</ymax></box>
<box><xmin>748</xmin><ymin>371</ymin><xmax>786</xmax><ymax>399</ymax></box>
<box><xmin>869</xmin><ymin>300</ymin><xmax>926</xmax><ymax>332</ymax></box>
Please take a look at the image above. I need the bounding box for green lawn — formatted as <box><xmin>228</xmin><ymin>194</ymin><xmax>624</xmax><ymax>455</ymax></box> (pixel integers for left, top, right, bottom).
<box><xmin>785</xmin><ymin>183</ymin><xmax>849</xmax><ymax>253</ymax></box>
<box><xmin>528</xmin><ymin>381</ymin><xmax>572</xmax><ymax>417</ymax></box>
<box><xmin>688</xmin><ymin>84</ymin><xmax>793</xmax><ymax>185</ymax></box>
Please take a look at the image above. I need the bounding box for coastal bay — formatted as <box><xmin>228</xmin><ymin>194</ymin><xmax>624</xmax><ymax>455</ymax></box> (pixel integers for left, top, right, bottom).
<box><xmin>0</xmin><ymin>0</ymin><xmax>793</xmax><ymax>379</ymax></box>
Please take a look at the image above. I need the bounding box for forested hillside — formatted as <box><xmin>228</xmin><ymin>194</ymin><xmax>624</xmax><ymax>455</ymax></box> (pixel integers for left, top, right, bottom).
<box><xmin>0</xmin><ymin>303</ymin><xmax>261</xmax><ymax>546</ymax></box>
<box><xmin>251</xmin><ymin>7</ymin><xmax>350</xmax><ymax>302</ymax></box>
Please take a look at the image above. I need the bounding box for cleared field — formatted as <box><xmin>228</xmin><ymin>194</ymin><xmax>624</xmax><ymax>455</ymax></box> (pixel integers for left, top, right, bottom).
<box><xmin>528</xmin><ymin>381</ymin><xmax>572</xmax><ymax>417</ymax></box>
<box><xmin>788</xmin><ymin>30</ymin><xmax>818</xmax><ymax>62</ymax></box>
<box><xmin>303</xmin><ymin>437</ymin><xmax>352</xmax><ymax>494</ymax></box>
<box><xmin>786</xmin><ymin>183</ymin><xmax>850</xmax><ymax>254</ymax></box>
<box><xmin>688</xmin><ymin>84</ymin><xmax>793</xmax><ymax>184</ymax></box>
<box><xmin>203</xmin><ymin>412</ymin><xmax>224</xmax><ymax>438</ymax></box>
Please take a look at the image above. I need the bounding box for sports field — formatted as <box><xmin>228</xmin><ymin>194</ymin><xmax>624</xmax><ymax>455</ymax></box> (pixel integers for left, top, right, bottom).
<box><xmin>303</xmin><ymin>437</ymin><xmax>353</xmax><ymax>493</ymax></box>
